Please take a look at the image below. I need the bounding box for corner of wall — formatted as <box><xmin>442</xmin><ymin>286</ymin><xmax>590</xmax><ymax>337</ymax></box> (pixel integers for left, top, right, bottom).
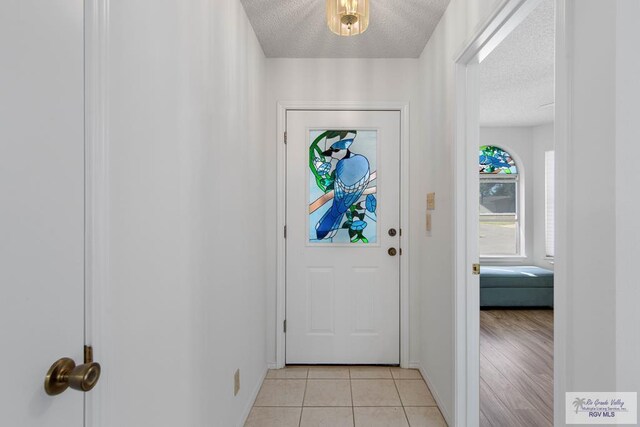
<box><xmin>415</xmin><ymin>363</ymin><xmax>453</xmax><ymax>426</ymax></box>
<box><xmin>237</xmin><ymin>366</ymin><xmax>269</xmax><ymax>427</ymax></box>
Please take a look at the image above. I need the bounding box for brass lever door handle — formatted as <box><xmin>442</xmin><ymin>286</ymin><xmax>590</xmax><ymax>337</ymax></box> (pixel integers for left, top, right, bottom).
<box><xmin>44</xmin><ymin>357</ymin><xmax>101</xmax><ymax>396</ymax></box>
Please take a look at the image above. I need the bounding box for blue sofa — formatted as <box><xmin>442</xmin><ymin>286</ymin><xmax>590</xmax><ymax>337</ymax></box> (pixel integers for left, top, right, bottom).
<box><xmin>480</xmin><ymin>265</ymin><xmax>554</xmax><ymax>308</ymax></box>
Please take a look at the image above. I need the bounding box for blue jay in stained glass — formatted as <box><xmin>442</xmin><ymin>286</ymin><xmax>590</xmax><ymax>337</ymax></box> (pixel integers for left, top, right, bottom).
<box><xmin>316</xmin><ymin>138</ymin><xmax>370</xmax><ymax>240</ymax></box>
<box><xmin>479</xmin><ymin>153</ymin><xmax>511</xmax><ymax>172</ymax></box>
<box><xmin>479</xmin><ymin>146</ymin><xmax>516</xmax><ymax>174</ymax></box>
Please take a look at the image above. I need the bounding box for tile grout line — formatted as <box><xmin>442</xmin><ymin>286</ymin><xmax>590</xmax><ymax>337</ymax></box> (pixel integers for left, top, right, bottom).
<box><xmin>392</xmin><ymin>377</ymin><xmax>412</xmax><ymax>426</ymax></box>
<box><xmin>297</xmin><ymin>368</ymin><xmax>309</xmax><ymax>427</ymax></box>
<box><xmin>349</xmin><ymin>368</ymin><xmax>355</xmax><ymax>427</ymax></box>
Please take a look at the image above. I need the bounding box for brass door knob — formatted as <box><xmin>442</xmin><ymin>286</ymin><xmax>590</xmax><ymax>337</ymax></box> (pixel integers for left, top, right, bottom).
<box><xmin>44</xmin><ymin>357</ymin><xmax>101</xmax><ymax>396</ymax></box>
<box><xmin>388</xmin><ymin>247</ymin><xmax>397</xmax><ymax>256</ymax></box>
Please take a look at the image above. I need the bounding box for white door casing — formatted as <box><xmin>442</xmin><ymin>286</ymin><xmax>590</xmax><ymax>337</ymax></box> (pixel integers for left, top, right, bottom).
<box><xmin>285</xmin><ymin>110</ymin><xmax>401</xmax><ymax>364</ymax></box>
<box><xmin>0</xmin><ymin>0</ymin><xmax>85</xmax><ymax>425</ymax></box>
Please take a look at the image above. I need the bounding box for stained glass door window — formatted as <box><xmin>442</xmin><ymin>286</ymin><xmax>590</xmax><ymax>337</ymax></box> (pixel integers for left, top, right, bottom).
<box><xmin>308</xmin><ymin>130</ymin><xmax>378</xmax><ymax>244</ymax></box>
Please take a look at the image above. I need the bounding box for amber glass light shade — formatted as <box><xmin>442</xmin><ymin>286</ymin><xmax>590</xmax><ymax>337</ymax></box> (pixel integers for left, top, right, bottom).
<box><xmin>326</xmin><ymin>0</ymin><xmax>370</xmax><ymax>36</ymax></box>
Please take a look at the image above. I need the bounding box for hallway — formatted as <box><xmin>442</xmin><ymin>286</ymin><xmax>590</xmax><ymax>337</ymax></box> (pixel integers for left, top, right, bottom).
<box><xmin>245</xmin><ymin>367</ymin><xmax>446</xmax><ymax>427</ymax></box>
<box><xmin>2</xmin><ymin>0</ymin><xmax>639</xmax><ymax>426</ymax></box>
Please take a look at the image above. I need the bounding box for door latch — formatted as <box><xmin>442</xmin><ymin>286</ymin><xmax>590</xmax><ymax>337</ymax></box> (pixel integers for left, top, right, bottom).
<box><xmin>472</xmin><ymin>263</ymin><xmax>481</xmax><ymax>275</ymax></box>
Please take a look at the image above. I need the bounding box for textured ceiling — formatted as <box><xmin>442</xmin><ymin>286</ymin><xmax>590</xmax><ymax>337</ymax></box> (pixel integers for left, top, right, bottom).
<box><xmin>479</xmin><ymin>0</ymin><xmax>555</xmax><ymax>127</ymax></box>
<box><xmin>240</xmin><ymin>0</ymin><xmax>451</xmax><ymax>58</ymax></box>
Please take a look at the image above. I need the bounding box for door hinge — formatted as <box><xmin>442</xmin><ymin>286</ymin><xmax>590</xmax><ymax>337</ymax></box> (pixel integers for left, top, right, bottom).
<box><xmin>283</xmin><ymin>319</ymin><xmax>287</xmax><ymax>333</ymax></box>
<box><xmin>84</xmin><ymin>345</ymin><xmax>94</xmax><ymax>364</ymax></box>
<box><xmin>284</xmin><ymin>225</ymin><xmax>287</xmax><ymax>238</ymax></box>
<box><xmin>472</xmin><ymin>263</ymin><xmax>481</xmax><ymax>275</ymax></box>
<box><xmin>284</xmin><ymin>131</ymin><xmax>287</xmax><ymax>144</ymax></box>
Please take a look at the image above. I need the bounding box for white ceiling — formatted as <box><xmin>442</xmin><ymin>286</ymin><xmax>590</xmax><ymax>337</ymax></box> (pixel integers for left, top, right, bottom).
<box><xmin>240</xmin><ymin>0</ymin><xmax>451</xmax><ymax>58</ymax></box>
<box><xmin>479</xmin><ymin>0</ymin><xmax>555</xmax><ymax>127</ymax></box>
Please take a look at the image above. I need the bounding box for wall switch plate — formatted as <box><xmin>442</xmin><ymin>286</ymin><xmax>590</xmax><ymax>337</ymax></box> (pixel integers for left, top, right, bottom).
<box><xmin>427</xmin><ymin>193</ymin><xmax>436</xmax><ymax>210</ymax></box>
<box><xmin>234</xmin><ymin>369</ymin><xmax>240</xmax><ymax>396</ymax></box>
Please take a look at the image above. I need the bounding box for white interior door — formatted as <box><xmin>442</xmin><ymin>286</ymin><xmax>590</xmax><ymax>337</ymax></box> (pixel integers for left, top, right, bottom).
<box><xmin>286</xmin><ymin>110</ymin><xmax>401</xmax><ymax>364</ymax></box>
<box><xmin>0</xmin><ymin>1</ymin><xmax>86</xmax><ymax>425</ymax></box>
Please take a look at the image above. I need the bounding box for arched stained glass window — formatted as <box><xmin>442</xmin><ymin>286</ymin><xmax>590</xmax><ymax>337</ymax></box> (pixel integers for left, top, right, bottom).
<box><xmin>479</xmin><ymin>145</ymin><xmax>518</xmax><ymax>174</ymax></box>
<box><xmin>479</xmin><ymin>145</ymin><xmax>521</xmax><ymax>257</ymax></box>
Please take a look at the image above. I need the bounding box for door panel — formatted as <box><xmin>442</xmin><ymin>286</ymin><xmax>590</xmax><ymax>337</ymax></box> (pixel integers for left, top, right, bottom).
<box><xmin>286</xmin><ymin>110</ymin><xmax>400</xmax><ymax>364</ymax></box>
<box><xmin>352</xmin><ymin>267</ymin><xmax>377</xmax><ymax>333</ymax></box>
<box><xmin>0</xmin><ymin>1</ymin><xmax>85</xmax><ymax>425</ymax></box>
<box><xmin>308</xmin><ymin>268</ymin><xmax>335</xmax><ymax>334</ymax></box>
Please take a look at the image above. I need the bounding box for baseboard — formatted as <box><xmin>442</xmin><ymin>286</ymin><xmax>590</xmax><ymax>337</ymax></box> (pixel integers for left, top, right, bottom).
<box><xmin>267</xmin><ymin>362</ymin><xmax>279</xmax><ymax>369</ymax></box>
<box><xmin>237</xmin><ymin>365</ymin><xmax>268</xmax><ymax>427</ymax></box>
<box><xmin>415</xmin><ymin>363</ymin><xmax>453</xmax><ymax>427</ymax></box>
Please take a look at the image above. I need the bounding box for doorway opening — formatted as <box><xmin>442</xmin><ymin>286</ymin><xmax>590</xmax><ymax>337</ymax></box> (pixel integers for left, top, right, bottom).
<box><xmin>477</xmin><ymin>2</ymin><xmax>555</xmax><ymax>424</ymax></box>
<box><xmin>453</xmin><ymin>0</ymin><xmax>557</xmax><ymax>425</ymax></box>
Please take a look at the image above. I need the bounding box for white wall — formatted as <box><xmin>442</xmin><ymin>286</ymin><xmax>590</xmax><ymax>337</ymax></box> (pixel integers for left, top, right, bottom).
<box><xmin>416</xmin><ymin>0</ymin><xmax>504</xmax><ymax>422</ymax></box>
<box><xmin>554</xmin><ymin>0</ymin><xmax>640</xmax><ymax>424</ymax></box>
<box><xmin>555</xmin><ymin>2</ymin><xmax>617</xmax><ymax>420</ymax></box>
<box><xmin>532</xmin><ymin>123</ymin><xmax>554</xmax><ymax>268</ymax></box>
<box><xmin>479</xmin><ymin>127</ymin><xmax>535</xmax><ymax>264</ymax></box>
<box><xmin>264</xmin><ymin>58</ymin><xmax>422</xmax><ymax>367</ymax></box>
<box><xmin>99</xmin><ymin>1</ymin><xmax>267</xmax><ymax>426</ymax></box>
<box><xmin>615</xmin><ymin>0</ymin><xmax>640</xmax><ymax>401</ymax></box>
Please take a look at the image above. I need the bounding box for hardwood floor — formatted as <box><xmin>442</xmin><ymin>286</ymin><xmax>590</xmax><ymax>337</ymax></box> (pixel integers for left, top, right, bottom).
<box><xmin>480</xmin><ymin>310</ymin><xmax>553</xmax><ymax>427</ymax></box>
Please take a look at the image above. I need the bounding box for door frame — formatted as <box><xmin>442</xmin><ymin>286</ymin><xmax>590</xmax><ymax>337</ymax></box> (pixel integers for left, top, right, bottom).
<box><xmin>275</xmin><ymin>101</ymin><xmax>410</xmax><ymax>369</ymax></box>
<box><xmin>451</xmin><ymin>0</ymin><xmax>562</xmax><ymax>425</ymax></box>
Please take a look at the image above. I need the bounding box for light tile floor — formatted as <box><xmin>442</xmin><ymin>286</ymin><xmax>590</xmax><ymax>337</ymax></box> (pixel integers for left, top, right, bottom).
<box><xmin>245</xmin><ymin>366</ymin><xmax>448</xmax><ymax>427</ymax></box>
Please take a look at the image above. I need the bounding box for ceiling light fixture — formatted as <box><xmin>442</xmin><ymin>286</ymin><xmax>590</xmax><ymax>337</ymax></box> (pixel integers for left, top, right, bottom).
<box><xmin>326</xmin><ymin>0</ymin><xmax>369</xmax><ymax>36</ymax></box>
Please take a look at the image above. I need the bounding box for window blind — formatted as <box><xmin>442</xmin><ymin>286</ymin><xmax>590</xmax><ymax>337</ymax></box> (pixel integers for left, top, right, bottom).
<box><xmin>545</xmin><ymin>151</ymin><xmax>555</xmax><ymax>257</ymax></box>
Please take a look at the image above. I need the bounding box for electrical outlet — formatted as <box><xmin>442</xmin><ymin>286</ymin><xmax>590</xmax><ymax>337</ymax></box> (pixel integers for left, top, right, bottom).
<box><xmin>234</xmin><ymin>369</ymin><xmax>240</xmax><ymax>396</ymax></box>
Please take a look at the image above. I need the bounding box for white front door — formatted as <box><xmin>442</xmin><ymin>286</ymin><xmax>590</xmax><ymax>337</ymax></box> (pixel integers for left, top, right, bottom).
<box><xmin>0</xmin><ymin>1</ymin><xmax>86</xmax><ymax>425</ymax></box>
<box><xmin>286</xmin><ymin>110</ymin><xmax>401</xmax><ymax>364</ymax></box>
